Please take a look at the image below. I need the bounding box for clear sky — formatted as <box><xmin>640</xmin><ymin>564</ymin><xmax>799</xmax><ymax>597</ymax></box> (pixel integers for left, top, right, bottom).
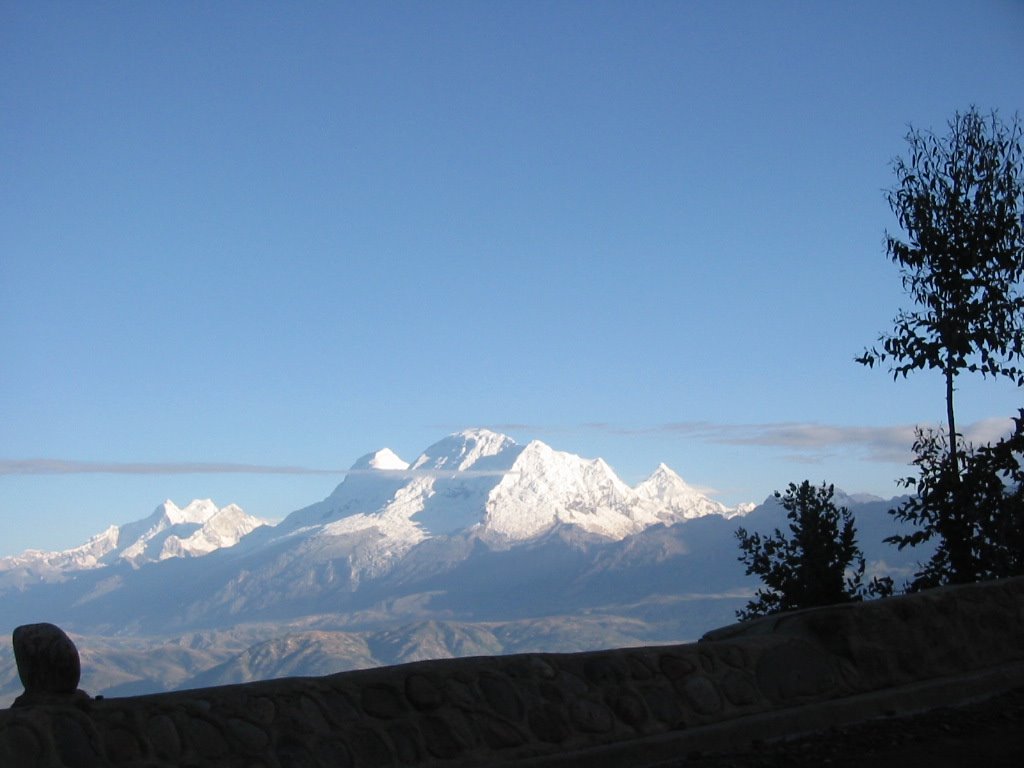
<box><xmin>2</xmin><ymin>1</ymin><xmax>1023</xmax><ymax>556</ymax></box>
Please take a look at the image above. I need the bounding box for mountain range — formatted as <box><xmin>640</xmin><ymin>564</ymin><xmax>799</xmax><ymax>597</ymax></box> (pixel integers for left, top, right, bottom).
<box><xmin>0</xmin><ymin>429</ymin><xmax>925</xmax><ymax>705</ymax></box>
<box><xmin>0</xmin><ymin>499</ymin><xmax>267</xmax><ymax>591</ymax></box>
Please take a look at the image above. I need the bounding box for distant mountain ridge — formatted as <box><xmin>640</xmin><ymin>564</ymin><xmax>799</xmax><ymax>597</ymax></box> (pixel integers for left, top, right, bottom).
<box><xmin>0</xmin><ymin>500</ymin><xmax>268</xmax><ymax>590</ymax></box>
<box><xmin>0</xmin><ymin>429</ymin><xmax>756</xmax><ymax>629</ymax></box>
<box><xmin>0</xmin><ymin>429</ymin><xmax>926</xmax><ymax>705</ymax></box>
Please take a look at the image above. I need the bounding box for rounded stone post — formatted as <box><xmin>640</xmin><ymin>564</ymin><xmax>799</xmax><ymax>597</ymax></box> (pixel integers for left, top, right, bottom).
<box><xmin>11</xmin><ymin>622</ymin><xmax>90</xmax><ymax>707</ymax></box>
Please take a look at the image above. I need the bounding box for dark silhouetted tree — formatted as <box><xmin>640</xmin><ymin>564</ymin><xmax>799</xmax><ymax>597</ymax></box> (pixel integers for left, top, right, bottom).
<box><xmin>857</xmin><ymin>107</ymin><xmax>1024</xmax><ymax>584</ymax></box>
<box><xmin>735</xmin><ymin>481</ymin><xmax>887</xmax><ymax>620</ymax></box>
<box><xmin>889</xmin><ymin>411</ymin><xmax>1024</xmax><ymax>588</ymax></box>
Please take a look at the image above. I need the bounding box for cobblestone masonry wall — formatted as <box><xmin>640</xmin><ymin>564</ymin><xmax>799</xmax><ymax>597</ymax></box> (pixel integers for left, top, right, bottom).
<box><xmin>2</xmin><ymin>577</ymin><xmax>1023</xmax><ymax>767</ymax></box>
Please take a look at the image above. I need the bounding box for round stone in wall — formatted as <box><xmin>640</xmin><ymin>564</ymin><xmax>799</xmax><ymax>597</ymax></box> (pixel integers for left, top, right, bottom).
<box><xmin>12</xmin><ymin>623</ymin><xmax>83</xmax><ymax>704</ymax></box>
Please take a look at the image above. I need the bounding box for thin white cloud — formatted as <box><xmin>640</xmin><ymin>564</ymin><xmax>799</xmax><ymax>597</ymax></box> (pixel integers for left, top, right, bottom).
<box><xmin>346</xmin><ymin>468</ymin><xmax>516</xmax><ymax>479</ymax></box>
<box><xmin>713</xmin><ymin>423</ymin><xmax>918</xmax><ymax>463</ymax></box>
<box><xmin>0</xmin><ymin>460</ymin><xmax>335</xmax><ymax>476</ymax></box>
<box><xmin>582</xmin><ymin>417</ymin><xmax>1017</xmax><ymax>464</ymax></box>
<box><xmin>4</xmin><ymin>416</ymin><xmax>1012</xmax><ymax>477</ymax></box>
<box><xmin>0</xmin><ymin>460</ymin><xmax>513</xmax><ymax>479</ymax></box>
<box><xmin>963</xmin><ymin>417</ymin><xmax>1019</xmax><ymax>445</ymax></box>
<box><xmin>780</xmin><ymin>453</ymin><xmax>829</xmax><ymax>465</ymax></box>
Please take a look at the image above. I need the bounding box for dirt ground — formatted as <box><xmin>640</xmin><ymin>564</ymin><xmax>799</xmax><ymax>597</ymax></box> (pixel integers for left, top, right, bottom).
<box><xmin>666</xmin><ymin>686</ymin><xmax>1024</xmax><ymax>768</ymax></box>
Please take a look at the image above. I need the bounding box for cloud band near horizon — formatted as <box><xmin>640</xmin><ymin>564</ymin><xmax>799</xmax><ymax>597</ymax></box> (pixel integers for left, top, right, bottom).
<box><xmin>490</xmin><ymin>417</ymin><xmax>1015</xmax><ymax>464</ymax></box>
<box><xmin>648</xmin><ymin>417</ymin><xmax>1014</xmax><ymax>463</ymax></box>
<box><xmin>0</xmin><ymin>459</ymin><xmax>514</xmax><ymax>479</ymax></box>
<box><xmin>3</xmin><ymin>417</ymin><xmax>1014</xmax><ymax>477</ymax></box>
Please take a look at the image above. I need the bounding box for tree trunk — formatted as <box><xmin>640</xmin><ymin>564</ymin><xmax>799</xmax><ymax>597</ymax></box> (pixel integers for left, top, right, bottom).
<box><xmin>946</xmin><ymin>368</ymin><xmax>959</xmax><ymax>477</ymax></box>
<box><xmin>945</xmin><ymin>368</ymin><xmax>970</xmax><ymax>583</ymax></box>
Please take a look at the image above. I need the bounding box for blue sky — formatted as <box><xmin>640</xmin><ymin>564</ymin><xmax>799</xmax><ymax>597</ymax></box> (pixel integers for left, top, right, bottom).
<box><xmin>2</xmin><ymin>1</ymin><xmax>1023</xmax><ymax>555</ymax></box>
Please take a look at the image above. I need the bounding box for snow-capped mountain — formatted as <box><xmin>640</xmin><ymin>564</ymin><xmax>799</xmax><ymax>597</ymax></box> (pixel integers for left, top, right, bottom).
<box><xmin>635</xmin><ymin>464</ymin><xmax>756</xmax><ymax>521</ymax></box>
<box><xmin>220</xmin><ymin>428</ymin><xmax>755</xmax><ymax>594</ymax></box>
<box><xmin>0</xmin><ymin>430</ymin><xmax>929</xmax><ymax>704</ymax></box>
<box><xmin>0</xmin><ymin>500</ymin><xmax>268</xmax><ymax>585</ymax></box>
<box><xmin>0</xmin><ymin>431</ymin><xmax>930</xmax><ymax>704</ymax></box>
<box><xmin>0</xmin><ymin>428</ymin><xmax>929</xmax><ymax>669</ymax></box>
<box><xmin>111</xmin><ymin>499</ymin><xmax>268</xmax><ymax>564</ymax></box>
<box><xmin>277</xmin><ymin>428</ymin><xmax>750</xmax><ymax>547</ymax></box>
<box><xmin>0</xmin><ymin>429</ymin><xmax>762</xmax><ymax>631</ymax></box>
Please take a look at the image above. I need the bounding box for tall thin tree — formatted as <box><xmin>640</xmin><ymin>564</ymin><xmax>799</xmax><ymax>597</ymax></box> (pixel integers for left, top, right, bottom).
<box><xmin>857</xmin><ymin>108</ymin><xmax>1024</xmax><ymax>582</ymax></box>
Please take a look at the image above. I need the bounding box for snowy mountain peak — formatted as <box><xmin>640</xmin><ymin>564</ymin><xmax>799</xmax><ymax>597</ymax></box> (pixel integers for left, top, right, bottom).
<box><xmin>631</xmin><ymin>463</ymin><xmax>751</xmax><ymax>521</ymax></box>
<box><xmin>411</xmin><ymin>429</ymin><xmax>519</xmax><ymax>472</ymax></box>
<box><xmin>287</xmin><ymin>432</ymin><xmax>755</xmax><ymax>551</ymax></box>
<box><xmin>157</xmin><ymin>502</ymin><xmax>266</xmax><ymax>559</ymax></box>
<box><xmin>158</xmin><ymin>498</ymin><xmax>220</xmax><ymax>526</ymax></box>
<box><xmin>116</xmin><ymin>498</ymin><xmax>269</xmax><ymax>565</ymax></box>
<box><xmin>350</xmin><ymin>448</ymin><xmax>409</xmax><ymax>472</ymax></box>
<box><xmin>1</xmin><ymin>432</ymin><xmax>755</xmax><ymax>602</ymax></box>
<box><xmin>478</xmin><ymin>440</ymin><xmax>639</xmax><ymax>541</ymax></box>
<box><xmin>636</xmin><ymin>464</ymin><xmax>697</xmax><ymax>497</ymax></box>
<box><xmin>0</xmin><ymin>500</ymin><xmax>269</xmax><ymax>581</ymax></box>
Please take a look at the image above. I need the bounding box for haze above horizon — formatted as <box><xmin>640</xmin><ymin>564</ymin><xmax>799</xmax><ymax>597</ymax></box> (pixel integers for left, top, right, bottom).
<box><xmin>2</xmin><ymin>1</ymin><xmax>1023</xmax><ymax>556</ymax></box>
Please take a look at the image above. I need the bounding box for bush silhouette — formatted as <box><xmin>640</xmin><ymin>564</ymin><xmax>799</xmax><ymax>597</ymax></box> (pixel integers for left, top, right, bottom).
<box><xmin>735</xmin><ymin>481</ymin><xmax>890</xmax><ymax>619</ymax></box>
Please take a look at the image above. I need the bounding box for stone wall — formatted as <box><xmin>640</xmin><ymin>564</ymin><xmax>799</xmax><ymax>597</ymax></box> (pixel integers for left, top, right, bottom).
<box><xmin>2</xmin><ymin>576</ymin><xmax>1023</xmax><ymax>767</ymax></box>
